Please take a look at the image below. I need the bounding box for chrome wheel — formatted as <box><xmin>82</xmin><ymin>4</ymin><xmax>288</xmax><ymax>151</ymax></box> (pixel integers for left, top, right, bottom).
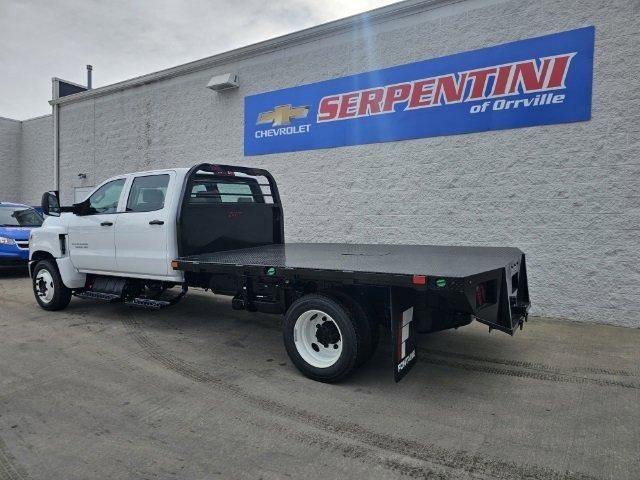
<box><xmin>35</xmin><ymin>269</ymin><xmax>55</xmax><ymax>304</ymax></box>
<box><xmin>293</xmin><ymin>309</ymin><xmax>343</xmax><ymax>368</ymax></box>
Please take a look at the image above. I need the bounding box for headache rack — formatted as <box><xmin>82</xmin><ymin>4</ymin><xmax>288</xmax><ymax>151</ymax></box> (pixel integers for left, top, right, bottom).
<box><xmin>176</xmin><ymin>163</ymin><xmax>285</xmax><ymax>258</ymax></box>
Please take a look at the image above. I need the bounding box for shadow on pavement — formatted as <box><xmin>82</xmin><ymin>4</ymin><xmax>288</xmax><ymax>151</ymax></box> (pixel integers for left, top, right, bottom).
<box><xmin>0</xmin><ymin>267</ymin><xmax>29</xmax><ymax>279</ymax></box>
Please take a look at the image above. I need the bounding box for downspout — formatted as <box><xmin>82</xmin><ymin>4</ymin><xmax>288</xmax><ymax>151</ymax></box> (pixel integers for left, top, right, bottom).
<box><xmin>53</xmin><ymin>104</ymin><xmax>59</xmax><ymax>191</ymax></box>
<box><xmin>51</xmin><ymin>78</ymin><xmax>60</xmax><ymax>191</ymax></box>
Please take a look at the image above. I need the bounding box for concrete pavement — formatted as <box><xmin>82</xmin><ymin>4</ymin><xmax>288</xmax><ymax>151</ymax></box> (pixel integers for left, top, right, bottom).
<box><xmin>0</xmin><ymin>270</ymin><xmax>638</xmax><ymax>479</ymax></box>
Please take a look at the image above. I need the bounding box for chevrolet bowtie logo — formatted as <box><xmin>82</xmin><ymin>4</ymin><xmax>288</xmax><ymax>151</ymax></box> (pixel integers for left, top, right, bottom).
<box><xmin>257</xmin><ymin>104</ymin><xmax>309</xmax><ymax>127</ymax></box>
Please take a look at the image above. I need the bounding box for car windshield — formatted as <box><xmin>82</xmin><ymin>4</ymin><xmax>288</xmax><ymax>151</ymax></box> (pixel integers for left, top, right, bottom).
<box><xmin>0</xmin><ymin>207</ymin><xmax>44</xmax><ymax>227</ymax></box>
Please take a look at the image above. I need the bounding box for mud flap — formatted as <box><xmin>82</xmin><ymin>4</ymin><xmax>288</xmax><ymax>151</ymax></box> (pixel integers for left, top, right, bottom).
<box><xmin>390</xmin><ymin>288</ymin><xmax>417</xmax><ymax>382</ymax></box>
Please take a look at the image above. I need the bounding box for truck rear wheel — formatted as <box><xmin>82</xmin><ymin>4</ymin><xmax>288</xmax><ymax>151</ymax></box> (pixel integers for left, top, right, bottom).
<box><xmin>283</xmin><ymin>293</ymin><xmax>369</xmax><ymax>383</ymax></box>
<box><xmin>32</xmin><ymin>259</ymin><xmax>72</xmax><ymax>311</ymax></box>
<box><xmin>324</xmin><ymin>289</ymin><xmax>379</xmax><ymax>366</ymax></box>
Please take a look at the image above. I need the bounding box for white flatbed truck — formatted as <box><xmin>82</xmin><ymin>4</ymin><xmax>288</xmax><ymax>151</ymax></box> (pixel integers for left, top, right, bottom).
<box><xmin>30</xmin><ymin>163</ymin><xmax>530</xmax><ymax>382</ymax></box>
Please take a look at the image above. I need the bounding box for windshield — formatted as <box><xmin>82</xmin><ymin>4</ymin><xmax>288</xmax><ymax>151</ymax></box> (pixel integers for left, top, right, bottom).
<box><xmin>0</xmin><ymin>207</ymin><xmax>44</xmax><ymax>227</ymax></box>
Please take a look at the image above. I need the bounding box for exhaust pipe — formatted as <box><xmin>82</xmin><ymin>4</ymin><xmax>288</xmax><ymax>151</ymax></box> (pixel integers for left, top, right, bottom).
<box><xmin>86</xmin><ymin>65</ymin><xmax>93</xmax><ymax>90</ymax></box>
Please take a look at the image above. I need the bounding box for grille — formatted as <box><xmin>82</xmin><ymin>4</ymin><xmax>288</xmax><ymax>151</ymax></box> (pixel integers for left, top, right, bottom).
<box><xmin>16</xmin><ymin>241</ymin><xmax>29</xmax><ymax>250</ymax></box>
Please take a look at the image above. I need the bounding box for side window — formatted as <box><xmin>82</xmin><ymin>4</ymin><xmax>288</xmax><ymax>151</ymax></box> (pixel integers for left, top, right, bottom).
<box><xmin>87</xmin><ymin>179</ymin><xmax>126</xmax><ymax>214</ymax></box>
<box><xmin>126</xmin><ymin>175</ymin><xmax>170</xmax><ymax>213</ymax></box>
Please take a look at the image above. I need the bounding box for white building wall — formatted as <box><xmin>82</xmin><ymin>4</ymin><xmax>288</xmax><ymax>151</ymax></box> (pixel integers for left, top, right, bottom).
<box><xmin>55</xmin><ymin>0</ymin><xmax>640</xmax><ymax>326</ymax></box>
<box><xmin>19</xmin><ymin>114</ymin><xmax>53</xmax><ymax>205</ymax></box>
<box><xmin>0</xmin><ymin>117</ymin><xmax>21</xmax><ymax>201</ymax></box>
<box><xmin>0</xmin><ymin>114</ymin><xmax>53</xmax><ymax>206</ymax></box>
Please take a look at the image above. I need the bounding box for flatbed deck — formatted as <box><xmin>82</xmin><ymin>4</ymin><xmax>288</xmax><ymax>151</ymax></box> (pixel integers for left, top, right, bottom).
<box><xmin>175</xmin><ymin>243</ymin><xmax>524</xmax><ymax>282</ymax></box>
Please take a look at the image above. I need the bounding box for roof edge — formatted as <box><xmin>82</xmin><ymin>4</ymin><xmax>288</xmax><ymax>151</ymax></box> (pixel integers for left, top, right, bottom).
<box><xmin>21</xmin><ymin>113</ymin><xmax>53</xmax><ymax>123</ymax></box>
<box><xmin>49</xmin><ymin>0</ymin><xmax>459</xmax><ymax>107</ymax></box>
<box><xmin>0</xmin><ymin>113</ymin><xmax>53</xmax><ymax>123</ymax></box>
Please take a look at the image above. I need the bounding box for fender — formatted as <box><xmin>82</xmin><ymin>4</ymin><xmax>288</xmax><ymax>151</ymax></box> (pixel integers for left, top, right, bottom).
<box><xmin>29</xmin><ymin>216</ymin><xmax>86</xmax><ymax>289</ymax></box>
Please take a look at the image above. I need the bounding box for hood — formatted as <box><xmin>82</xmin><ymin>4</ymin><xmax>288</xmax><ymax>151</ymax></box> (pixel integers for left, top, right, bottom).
<box><xmin>0</xmin><ymin>226</ymin><xmax>37</xmax><ymax>241</ymax></box>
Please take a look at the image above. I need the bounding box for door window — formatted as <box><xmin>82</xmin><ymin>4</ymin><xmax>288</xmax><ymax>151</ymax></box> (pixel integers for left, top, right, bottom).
<box><xmin>87</xmin><ymin>179</ymin><xmax>125</xmax><ymax>214</ymax></box>
<box><xmin>126</xmin><ymin>175</ymin><xmax>170</xmax><ymax>212</ymax></box>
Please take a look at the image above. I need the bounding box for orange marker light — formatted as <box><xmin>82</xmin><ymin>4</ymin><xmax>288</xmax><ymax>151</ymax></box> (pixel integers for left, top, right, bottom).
<box><xmin>171</xmin><ymin>260</ymin><xmax>179</xmax><ymax>269</ymax></box>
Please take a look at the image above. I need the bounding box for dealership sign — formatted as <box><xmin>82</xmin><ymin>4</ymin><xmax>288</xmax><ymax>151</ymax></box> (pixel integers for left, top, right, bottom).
<box><xmin>244</xmin><ymin>26</ymin><xmax>594</xmax><ymax>156</ymax></box>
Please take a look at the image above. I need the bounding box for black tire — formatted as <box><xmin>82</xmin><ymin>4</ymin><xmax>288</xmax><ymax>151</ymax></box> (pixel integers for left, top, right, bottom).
<box><xmin>283</xmin><ymin>293</ymin><xmax>367</xmax><ymax>383</ymax></box>
<box><xmin>325</xmin><ymin>289</ymin><xmax>379</xmax><ymax>366</ymax></box>
<box><xmin>32</xmin><ymin>259</ymin><xmax>72</xmax><ymax>311</ymax></box>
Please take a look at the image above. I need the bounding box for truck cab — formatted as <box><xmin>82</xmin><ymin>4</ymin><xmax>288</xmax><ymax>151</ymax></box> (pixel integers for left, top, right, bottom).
<box><xmin>31</xmin><ymin>169</ymin><xmax>182</xmax><ymax>288</ymax></box>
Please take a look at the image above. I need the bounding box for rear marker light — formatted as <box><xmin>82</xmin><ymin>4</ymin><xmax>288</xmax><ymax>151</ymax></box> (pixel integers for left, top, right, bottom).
<box><xmin>412</xmin><ymin>275</ymin><xmax>427</xmax><ymax>285</ymax></box>
<box><xmin>476</xmin><ymin>284</ymin><xmax>487</xmax><ymax>307</ymax></box>
<box><xmin>171</xmin><ymin>260</ymin><xmax>179</xmax><ymax>269</ymax></box>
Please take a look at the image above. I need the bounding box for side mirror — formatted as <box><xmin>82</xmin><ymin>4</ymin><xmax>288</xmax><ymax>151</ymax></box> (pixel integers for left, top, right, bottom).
<box><xmin>72</xmin><ymin>200</ymin><xmax>90</xmax><ymax>216</ymax></box>
<box><xmin>41</xmin><ymin>191</ymin><xmax>61</xmax><ymax>217</ymax></box>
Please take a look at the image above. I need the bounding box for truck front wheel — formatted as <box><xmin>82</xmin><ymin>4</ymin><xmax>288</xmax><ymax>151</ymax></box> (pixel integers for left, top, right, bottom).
<box><xmin>32</xmin><ymin>259</ymin><xmax>72</xmax><ymax>311</ymax></box>
<box><xmin>283</xmin><ymin>293</ymin><xmax>368</xmax><ymax>383</ymax></box>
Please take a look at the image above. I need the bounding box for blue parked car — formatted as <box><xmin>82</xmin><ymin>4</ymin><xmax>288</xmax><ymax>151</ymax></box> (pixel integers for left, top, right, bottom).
<box><xmin>0</xmin><ymin>202</ymin><xmax>44</xmax><ymax>268</ymax></box>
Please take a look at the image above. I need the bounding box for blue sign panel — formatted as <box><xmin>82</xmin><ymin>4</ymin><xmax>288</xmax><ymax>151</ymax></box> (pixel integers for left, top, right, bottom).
<box><xmin>244</xmin><ymin>27</ymin><xmax>594</xmax><ymax>156</ymax></box>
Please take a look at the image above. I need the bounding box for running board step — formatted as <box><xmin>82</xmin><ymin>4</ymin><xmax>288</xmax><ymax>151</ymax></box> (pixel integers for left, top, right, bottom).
<box><xmin>125</xmin><ymin>298</ymin><xmax>171</xmax><ymax>310</ymax></box>
<box><xmin>75</xmin><ymin>291</ymin><xmax>122</xmax><ymax>302</ymax></box>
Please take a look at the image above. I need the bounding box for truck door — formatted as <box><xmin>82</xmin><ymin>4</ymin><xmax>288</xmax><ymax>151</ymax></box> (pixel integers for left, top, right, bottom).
<box><xmin>115</xmin><ymin>173</ymin><xmax>172</xmax><ymax>276</ymax></box>
<box><xmin>67</xmin><ymin>178</ymin><xmax>126</xmax><ymax>272</ymax></box>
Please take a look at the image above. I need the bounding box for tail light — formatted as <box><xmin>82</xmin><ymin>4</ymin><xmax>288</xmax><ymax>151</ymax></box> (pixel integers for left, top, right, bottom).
<box><xmin>475</xmin><ymin>279</ymin><xmax>497</xmax><ymax>308</ymax></box>
<box><xmin>412</xmin><ymin>275</ymin><xmax>427</xmax><ymax>285</ymax></box>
